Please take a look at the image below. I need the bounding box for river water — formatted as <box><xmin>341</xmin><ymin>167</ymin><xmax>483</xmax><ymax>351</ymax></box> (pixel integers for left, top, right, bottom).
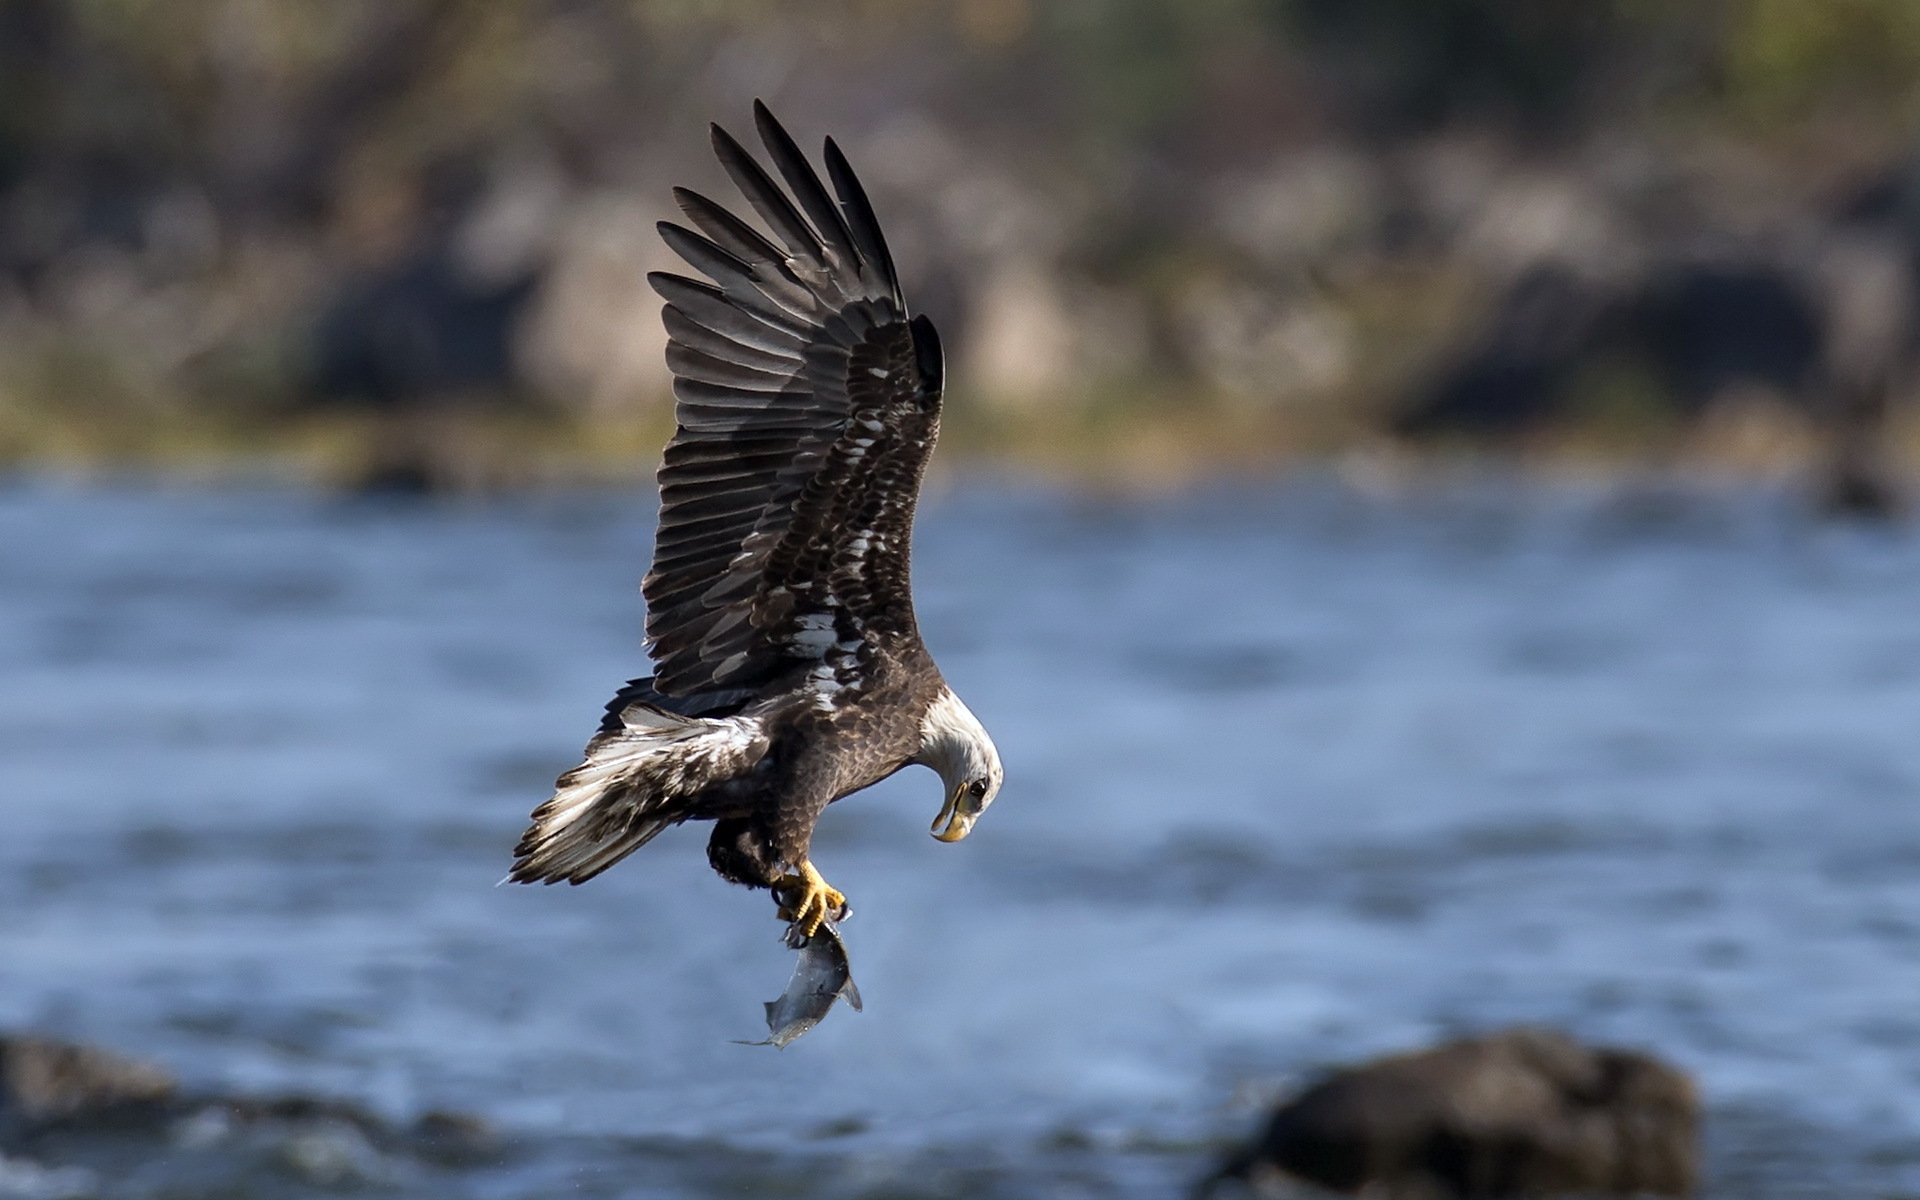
<box><xmin>3</xmin><ymin>476</ymin><xmax>1919</xmax><ymax>1197</ymax></box>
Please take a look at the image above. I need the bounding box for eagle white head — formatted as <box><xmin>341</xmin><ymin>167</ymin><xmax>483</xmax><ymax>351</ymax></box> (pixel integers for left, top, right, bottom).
<box><xmin>915</xmin><ymin>686</ymin><xmax>1003</xmax><ymax>843</ymax></box>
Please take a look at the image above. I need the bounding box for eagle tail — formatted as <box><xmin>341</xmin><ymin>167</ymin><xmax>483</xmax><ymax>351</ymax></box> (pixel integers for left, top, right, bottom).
<box><xmin>509</xmin><ymin>701</ymin><xmax>764</xmax><ymax>885</ymax></box>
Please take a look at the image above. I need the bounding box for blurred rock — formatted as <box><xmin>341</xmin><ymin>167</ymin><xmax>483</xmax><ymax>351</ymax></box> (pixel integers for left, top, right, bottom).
<box><xmin>965</xmin><ymin>260</ymin><xmax>1079</xmax><ymax>407</ymax></box>
<box><xmin>1198</xmin><ymin>1028</ymin><xmax>1699</xmax><ymax>1199</ymax></box>
<box><xmin>0</xmin><ymin>1153</ymin><xmax>92</xmax><ymax>1200</ymax></box>
<box><xmin>0</xmin><ymin>1031</ymin><xmax>497</xmax><ymax>1193</ymax></box>
<box><xmin>1395</xmin><ymin>237</ymin><xmax>1910</xmax><ymax>516</ymax></box>
<box><xmin>518</xmin><ymin>192</ymin><xmax>676</xmax><ymax>422</ymax></box>
<box><xmin>0</xmin><ymin>1037</ymin><xmax>173</xmax><ymax>1125</ymax></box>
<box><xmin>276</xmin><ymin>1118</ymin><xmax>386</xmax><ymax>1186</ymax></box>
<box><xmin>301</xmin><ymin>155</ymin><xmax>548</xmax><ymax>493</ymax></box>
<box><xmin>1396</xmin><ymin>259</ymin><xmax>1827</xmax><ymax>436</ymax></box>
<box><xmin>311</xmin><ymin>252</ymin><xmax>538</xmax><ymax>417</ymax></box>
<box><xmin>408</xmin><ymin>1110</ymin><xmax>501</xmax><ymax>1166</ymax></box>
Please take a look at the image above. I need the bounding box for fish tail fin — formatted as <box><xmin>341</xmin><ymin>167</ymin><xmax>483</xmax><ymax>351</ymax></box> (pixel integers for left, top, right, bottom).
<box><xmin>508</xmin><ymin>702</ymin><xmax>763</xmax><ymax>885</ymax></box>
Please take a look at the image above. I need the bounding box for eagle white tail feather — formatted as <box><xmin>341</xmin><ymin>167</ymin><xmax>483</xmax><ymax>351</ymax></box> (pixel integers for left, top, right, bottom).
<box><xmin>510</xmin><ymin>704</ymin><xmax>766</xmax><ymax>885</ymax></box>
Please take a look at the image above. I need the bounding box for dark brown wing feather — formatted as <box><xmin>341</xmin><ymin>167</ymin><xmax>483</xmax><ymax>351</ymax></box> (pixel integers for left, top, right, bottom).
<box><xmin>644</xmin><ymin>100</ymin><xmax>944</xmax><ymax>701</ymax></box>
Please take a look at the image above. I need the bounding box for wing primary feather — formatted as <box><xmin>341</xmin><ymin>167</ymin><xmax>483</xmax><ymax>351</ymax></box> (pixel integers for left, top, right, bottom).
<box><xmin>661</xmin><ymin>469</ymin><xmax>785</xmax><ymax>496</ymax></box>
<box><xmin>710</xmin><ymin>123</ymin><xmax>823</xmax><ymax>261</ymax></box>
<box><xmin>666</xmin><ymin>342</ymin><xmax>801</xmax><ymax>390</ymax></box>
<box><xmin>659</xmin><ymin>479</ymin><xmax>781</xmax><ymax>511</ymax></box>
<box><xmin>673</xmin><ymin>186</ymin><xmax>787</xmax><ymax>268</ymax></box>
<box><xmin>651</xmin><ymin>271</ymin><xmax>810</xmax><ymax>339</ymax></box>
<box><xmin>661</xmin><ymin>307</ymin><xmax>801</xmax><ymax>374</ymax></box>
<box><xmin>753</xmin><ymin>99</ymin><xmax>862</xmax><ymax>272</ymax></box>
<box><xmin>657</xmin><ymin>220</ymin><xmax>750</xmax><ymax>278</ymax></box>
<box><xmin>654</xmin><ymin>517</ymin><xmax>760</xmax><ymax>550</ymax></box>
<box><xmin>663</xmin><ymin>436</ymin><xmax>805</xmax><ymax>467</ymax></box>
<box><xmin>658</xmin><ymin>217</ymin><xmax>820</xmax><ymax>321</ymax></box>
<box><xmin>670</xmin><ymin>377</ymin><xmax>813</xmax><ymax>407</ymax></box>
<box><xmin>671</xmin><ymin>415</ymin><xmax>819</xmax><ymax>438</ymax></box>
<box><xmin>651</xmin><ymin>273</ymin><xmax>810</xmax><ymax>353</ymax></box>
<box><xmin>657</xmin><ymin>223</ymin><xmax>817</xmax><ymax>328</ymax></box>
<box><xmin>824</xmin><ymin>136</ymin><xmax>901</xmax><ymax>301</ymax></box>
<box><xmin>657</xmin><ymin>491</ymin><xmax>772</xmax><ymax>524</ymax></box>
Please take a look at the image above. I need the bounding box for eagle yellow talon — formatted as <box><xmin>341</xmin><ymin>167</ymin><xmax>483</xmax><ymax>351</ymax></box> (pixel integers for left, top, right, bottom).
<box><xmin>775</xmin><ymin>862</ymin><xmax>846</xmax><ymax>936</ymax></box>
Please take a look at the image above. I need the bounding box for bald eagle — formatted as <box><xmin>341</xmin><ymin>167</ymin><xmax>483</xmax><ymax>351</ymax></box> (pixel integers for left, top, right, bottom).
<box><xmin>510</xmin><ymin>103</ymin><xmax>1003</xmax><ymax>937</ymax></box>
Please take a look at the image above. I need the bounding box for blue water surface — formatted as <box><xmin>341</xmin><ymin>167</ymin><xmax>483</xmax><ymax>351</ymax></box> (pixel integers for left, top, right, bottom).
<box><xmin>1</xmin><ymin>475</ymin><xmax>1917</xmax><ymax>1197</ymax></box>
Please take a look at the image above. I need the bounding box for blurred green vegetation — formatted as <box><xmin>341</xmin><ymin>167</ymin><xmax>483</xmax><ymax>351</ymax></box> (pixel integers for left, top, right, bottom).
<box><xmin>0</xmin><ymin>0</ymin><xmax>1916</xmax><ymax>483</ymax></box>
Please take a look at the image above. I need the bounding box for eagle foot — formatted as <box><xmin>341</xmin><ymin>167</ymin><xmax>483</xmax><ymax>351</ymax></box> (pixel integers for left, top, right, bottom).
<box><xmin>774</xmin><ymin>862</ymin><xmax>848</xmax><ymax>937</ymax></box>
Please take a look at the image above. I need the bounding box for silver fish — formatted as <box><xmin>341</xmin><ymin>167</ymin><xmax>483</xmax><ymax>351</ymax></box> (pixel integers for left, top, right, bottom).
<box><xmin>739</xmin><ymin>913</ymin><xmax>862</xmax><ymax>1048</ymax></box>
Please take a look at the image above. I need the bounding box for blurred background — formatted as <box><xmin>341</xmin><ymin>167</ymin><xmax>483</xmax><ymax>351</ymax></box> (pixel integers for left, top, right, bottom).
<box><xmin>4</xmin><ymin>0</ymin><xmax>1920</xmax><ymax>489</ymax></box>
<box><xmin>8</xmin><ymin>2</ymin><xmax>1920</xmax><ymax>1198</ymax></box>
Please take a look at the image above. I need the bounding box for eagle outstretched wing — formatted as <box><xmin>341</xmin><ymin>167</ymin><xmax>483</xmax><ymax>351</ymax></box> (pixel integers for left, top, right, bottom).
<box><xmin>644</xmin><ymin>100</ymin><xmax>944</xmax><ymax>702</ymax></box>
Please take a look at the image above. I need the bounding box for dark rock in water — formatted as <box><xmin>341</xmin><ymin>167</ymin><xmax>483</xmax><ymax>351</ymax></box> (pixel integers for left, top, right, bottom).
<box><xmin>409</xmin><ymin>1109</ymin><xmax>502</xmax><ymax>1166</ymax></box>
<box><xmin>0</xmin><ymin>1031</ymin><xmax>501</xmax><ymax>1195</ymax></box>
<box><xmin>1821</xmin><ymin>466</ymin><xmax>1905</xmax><ymax>521</ymax></box>
<box><xmin>1198</xmin><ymin>1028</ymin><xmax>1698</xmax><ymax>1199</ymax></box>
<box><xmin>0</xmin><ymin>1036</ymin><xmax>174</xmax><ymax>1124</ymax></box>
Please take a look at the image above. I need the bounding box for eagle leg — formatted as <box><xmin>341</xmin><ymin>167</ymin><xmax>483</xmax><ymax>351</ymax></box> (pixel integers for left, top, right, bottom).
<box><xmin>774</xmin><ymin>861</ymin><xmax>847</xmax><ymax>937</ymax></box>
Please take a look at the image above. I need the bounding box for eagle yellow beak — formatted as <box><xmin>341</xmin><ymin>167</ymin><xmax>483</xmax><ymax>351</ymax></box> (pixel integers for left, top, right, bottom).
<box><xmin>930</xmin><ymin>787</ymin><xmax>980</xmax><ymax>843</ymax></box>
